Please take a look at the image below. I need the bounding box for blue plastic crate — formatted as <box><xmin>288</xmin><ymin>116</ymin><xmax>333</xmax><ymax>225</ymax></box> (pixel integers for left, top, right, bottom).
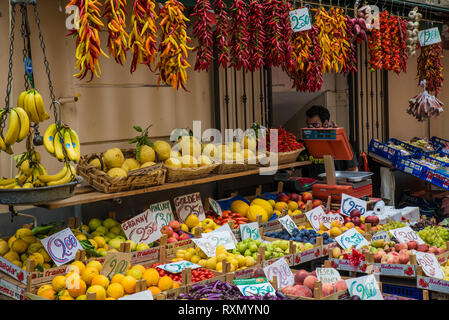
<box><xmin>369</xmin><ymin>138</ymin><xmax>420</xmax><ymax>163</ymax></box>
<box><xmin>382</xmin><ymin>283</ymin><xmax>423</xmax><ymax>300</ymax></box>
<box><xmin>430</xmin><ymin>137</ymin><xmax>449</xmax><ymax>156</ymax></box>
<box><xmin>393</xmin><ymin>154</ymin><xmax>429</xmax><ymax>179</ymax></box>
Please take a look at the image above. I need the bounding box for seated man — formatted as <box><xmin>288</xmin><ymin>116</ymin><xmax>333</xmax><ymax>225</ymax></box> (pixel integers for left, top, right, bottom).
<box><xmin>300</xmin><ymin>105</ymin><xmax>359</xmax><ymax>179</ymax></box>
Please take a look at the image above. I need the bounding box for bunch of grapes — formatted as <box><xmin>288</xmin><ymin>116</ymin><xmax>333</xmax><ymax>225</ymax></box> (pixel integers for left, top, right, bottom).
<box><xmin>411</xmin><ymin>219</ymin><xmax>434</xmax><ymax>231</ymax></box>
<box><xmin>418</xmin><ymin>226</ymin><xmax>449</xmax><ymax>249</ymax></box>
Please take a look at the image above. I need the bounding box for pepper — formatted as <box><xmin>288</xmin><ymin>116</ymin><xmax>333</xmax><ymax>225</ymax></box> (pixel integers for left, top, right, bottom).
<box><xmin>103</xmin><ymin>0</ymin><xmax>129</xmax><ymax>66</ymax></box>
<box><xmin>229</xmin><ymin>0</ymin><xmax>250</xmax><ymax>70</ymax></box>
<box><xmin>192</xmin><ymin>0</ymin><xmax>214</xmax><ymax>72</ymax></box>
<box><xmin>417</xmin><ymin>43</ymin><xmax>444</xmax><ymax>96</ymax></box>
<box><xmin>213</xmin><ymin>0</ymin><xmax>230</xmax><ymax>68</ymax></box>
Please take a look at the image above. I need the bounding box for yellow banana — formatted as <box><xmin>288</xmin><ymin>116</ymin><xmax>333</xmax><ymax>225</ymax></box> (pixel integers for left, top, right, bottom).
<box><xmin>53</xmin><ymin>128</ymin><xmax>65</xmax><ymax>160</ymax></box>
<box><xmin>14</xmin><ymin>107</ymin><xmax>30</xmax><ymax>142</ymax></box>
<box><xmin>0</xmin><ymin>178</ymin><xmax>16</xmax><ymax>186</ymax></box>
<box><xmin>22</xmin><ymin>183</ymin><xmax>33</xmax><ymax>189</ymax></box>
<box><xmin>34</xmin><ymin>92</ymin><xmax>50</xmax><ymax>122</ymax></box>
<box><xmin>47</xmin><ymin>164</ymin><xmax>75</xmax><ymax>186</ymax></box>
<box><xmin>0</xmin><ymin>182</ymin><xmax>17</xmax><ymax>189</ymax></box>
<box><xmin>17</xmin><ymin>91</ymin><xmax>28</xmax><ymax>109</ymax></box>
<box><xmin>24</xmin><ymin>92</ymin><xmax>40</xmax><ymax>123</ymax></box>
<box><xmin>38</xmin><ymin>164</ymin><xmax>68</xmax><ymax>183</ymax></box>
<box><xmin>36</xmin><ymin>164</ymin><xmax>48</xmax><ymax>176</ymax></box>
<box><xmin>0</xmin><ymin>135</ymin><xmax>6</xmax><ymax>151</ymax></box>
<box><xmin>5</xmin><ymin>145</ymin><xmax>13</xmax><ymax>155</ymax></box>
<box><xmin>69</xmin><ymin>128</ymin><xmax>80</xmax><ymax>162</ymax></box>
<box><xmin>63</xmin><ymin>128</ymin><xmax>77</xmax><ymax>162</ymax></box>
<box><xmin>44</xmin><ymin>123</ymin><xmax>57</xmax><ymax>154</ymax></box>
<box><xmin>4</xmin><ymin>109</ymin><xmax>20</xmax><ymax>146</ymax></box>
<box><xmin>16</xmin><ymin>173</ymin><xmax>28</xmax><ymax>185</ymax></box>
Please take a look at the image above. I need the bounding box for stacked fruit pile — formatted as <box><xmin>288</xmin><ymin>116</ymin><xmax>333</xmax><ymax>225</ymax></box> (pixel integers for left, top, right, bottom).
<box><xmin>159</xmin><ymin>220</ymin><xmax>192</xmax><ymax>243</ymax></box>
<box><xmin>230</xmin><ymin>238</ymin><xmax>302</xmax><ymax>260</ymax></box>
<box><xmin>264</xmin><ymin>127</ymin><xmax>303</xmax><ymax>153</ymax></box>
<box><xmin>151</xmin><ymin>262</ymin><xmax>216</xmax><ymax>283</ymax></box>
<box><xmin>182</xmin><ymin>214</ymin><xmax>221</xmax><ymax>234</ymax></box>
<box><xmin>418</xmin><ymin>226</ymin><xmax>449</xmax><ymax>249</ymax></box>
<box><xmin>205</xmin><ymin>210</ymin><xmax>248</xmax><ymax>229</ymax></box>
<box><xmin>36</xmin><ymin>261</ymin><xmax>179</xmax><ymax>300</ymax></box>
<box><xmin>265</xmin><ymin>228</ymin><xmax>334</xmax><ymax>245</ymax></box>
<box><xmin>175</xmin><ymin>245</ymin><xmax>256</xmax><ymax>272</ymax></box>
<box><xmin>281</xmin><ymin>269</ymin><xmax>347</xmax><ymax>298</ymax></box>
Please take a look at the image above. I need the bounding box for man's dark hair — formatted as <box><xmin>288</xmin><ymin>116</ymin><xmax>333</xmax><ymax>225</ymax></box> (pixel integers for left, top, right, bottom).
<box><xmin>306</xmin><ymin>105</ymin><xmax>330</xmax><ymax>123</ymax></box>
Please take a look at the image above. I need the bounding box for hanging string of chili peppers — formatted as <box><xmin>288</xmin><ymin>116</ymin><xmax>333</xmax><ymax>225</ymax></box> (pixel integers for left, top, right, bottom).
<box><xmin>417</xmin><ymin>43</ymin><xmax>444</xmax><ymax>96</ymax></box>
<box><xmin>213</xmin><ymin>0</ymin><xmax>230</xmax><ymax>69</ymax></box>
<box><xmin>396</xmin><ymin>16</ymin><xmax>409</xmax><ymax>74</ymax></box>
<box><xmin>343</xmin><ymin>16</ymin><xmax>357</xmax><ymax>75</ymax></box>
<box><xmin>368</xmin><ymin>25</ymin><xmax>382</xmax><ymax>71</ymax></box>
<box><xmin>157</xmin><ymin>0</ymin><xmax>192</xmax><ymax>90</ymax></box>
<box><xmin>279</xmin><ymin>0</ymin><xmax>295</xmax><ymax>74</ymax></box>
<box><xmin>129</xmin><ymin>0</ymin><xmax>159</xmax><ymax>74</ymax></box>
<box><xmin>66</xmin><ymin>0</ymin><xmax>109</xmax><ymax>81</ymax></box>
<box><xmin>229</xmin><ymin>0</ymin><xmax>250</xmax><ymax>71</ymax></box>
<box><xmin>247</xmin><ymin>0</ymin><xmax>265</xmax><ymax>72</ymax></box>
<box><xmin>104</xmin><ymin>0</ymin><xmax>129</xmax><ymax>66</ymax></box>
<box><xmin>192</xmin><ymin>0</ymin><xmax>214</xmax><ymax>72</ymax></box>
<box><xmin>314</xmin><ymin>7</ymin><xmax>350</xmax><ymax>74</ymax></box>
<box><xmin>263</xmin><ymin>0</ymin><xmax>284</xmax><ymax>68</ymax></box>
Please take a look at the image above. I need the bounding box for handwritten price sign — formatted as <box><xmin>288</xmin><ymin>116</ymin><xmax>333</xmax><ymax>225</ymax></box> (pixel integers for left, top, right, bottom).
<box><xmin>234</xmin><ymin>278</ymin><xmax>276</xmax><ymax>297</ymax></box>
<box><xmin>121</xmin><ymin>209</ymin><xmax>162</xmax><ymax>244</ymax></box>
<box><xmin>263</xmin><ymin>258</ymin><xmax>294</xmax><ymax>289</ymax></box>
<box><xmin>335</xmin><ymin>228</ymin><xmax>370</xmax><ymax>250</ymax></box>
<box><xmin>414</xmin><ymin>251</ymin><xmax>445</xmax><ymax>279</ymax></box>
<box><xmin>372</xmin><ymin>231</ymin><xmax>390</xmax><ymax>242</ymax></box>
<box><xmin>289</xmin><ymin>8</ymin><xmax>311</xmax><ymax>33</ymax></box>
<box><xmin>345</xmin><ymin>274</ymin><xmax>383</xmax><ymax>300</ymax></box>
<box><xmin>40</xmin><ymin>228</ymin><xmax>83</xmax><ymax>267</ymax></box>
<box><xmin>208</xmin><ymin>198</ymin><xmax>222</xmax><ymax>217</ymax></box>
<box><xmin>390</xmin><ymin>226</ymin><xmax>425</xmax><ymax>245</ymax></box>
<box><xmin>191</xmin><ymin>237</ymin><xmax>219</xmax><ymax>257</ymax></box>
<box><xmin>316</xmin><ymin>268</ymin><xmax>341</xmax><ymax>284</ymax></box>
<box><xmin>322</xmin><ymin>213</ymin><xmax>345</xmax><ymax>230</ymax></box>
<box><xmin>419</xmin><ymin>27</ymin><xmax>441</xmax><ymax>47</ymax></box>
<box><xmin>100</xmin><ymin>251</ymin><xmax>132</xmax><ymax>280</ymax></box>
<box><xmin>201</xmin><ymin>231</ymin><xmax>236</xmax><ymax>250</ymax></box>
<box><xmin>204</xmin><ymin>224</ymin><xmax>238</xmax><ymax>244</ymax></box>
<box><xmin>174</xmin><ymin>192</ymin><xmax>206</xmax><ymax>223</ymax></box>
<box><xmin>149</xmin><ymin>200</ymin><xmax>175</xmax><ymax>228</ymax></box>
<box><xmin>305</xmin><ymin>206</ymin><xmax>325</xmax><ymax>231</ymax></box>
<box><xmin>341</xmin><ymin>194</ymin><xmax>367</xmax><ymax>217</ymax></box>
<box><xmin>158</xmin><ymin>260</ymin><xmax>201</xmax><ymax>274</ymax></box>
<box><xmin>240</xmin><ymin>222</ymin><xmax>261</xmax><ymax>241</ymax></box>
<box><xmin>279</xmin><ymin>215</ymin><xmax>300</xmax><ymax>236</ymax></box>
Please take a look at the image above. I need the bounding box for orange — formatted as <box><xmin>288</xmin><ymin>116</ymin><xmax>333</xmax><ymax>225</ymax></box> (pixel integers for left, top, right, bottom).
<box><xmin>149</xmin><ymin>286</ymin><xmax>162</xmax><ymax>295</ymax></box>
<box><xmin>69</xmin><ymin>261</ymin><xmax>86</xmax><ymax>274</ymax></box>
<box><xmin>67</xmin><ymin>278</ymin><xmax>86</xmax><ymax>298</ymax></box>
<box><xmin>86</xmin><ymin>284</ymin><xmax>106</xmax><ymax>300</ymax></box>
<box><xmin>38</xmin><ymin>287</ymin><xmax>56</xmax><ymax>300</ymax></box>
<box><xmin>91</xmin><ymin>274</ymin><xmax>110</xmax><ymax>289</ymax></box>
<box><xmin>330</xmin><ymin>227</ymin><xmax>342</xmax><ymax>237</ymax></box>
<box><xmin>111</xmin><ymin>273</ymin><xmax>125</xmax><ymax>284</ymax></box>
<box><xmin>107</xmin><ymin>283</ymin><xmax>125</xmax><ymax>299</ymax></box>
<box><xmin>51</xmin><ymin>275</ymin><xmax>66</xmax><ymax>292</ymax></box>
<box><xmin>126</xmin><ymin>268</ymin><xmax>143</xmax><ymax>280</ymax></box>
<box><xmin>158</xmin><ymin>276</ymin><xmax>173</xmax><ymax>291</ymax></box>
<box><xmin>288</xmin><ymin>201</ymin><xmax>298</xmax><ymax>211</ymax></box>
<box><xmin>345</xmin><ymin>222</ymin><xmax>355</xmax><ymax>229</ymax></box>
<box><xmin>142</xmin><ymin>268</ymin><xmax>159</xmax><ymax>287</ymax></box>
<box><xmin>81</xmin><ymin>266</ymin><xmax>99</xmax><ymax>286</ymax></box>
<box><xmin>121</xmin><ymin>275</ymin><xmax>136</xmax><ymax>294</ymax></box>
<box><xmin>172</xmin><ymin>281</ymin><xmax>180</xmax><ymax>289</ymax></box>
<box><xmin>330</xmin><ymin>220</ymin><xmax>341</xmax><ymax>228</ymax></box>
<box><xmin>86</xmin><ymin>260</ymin><xmax>102</xmax><ymax>273</ymax></box>
<box><xmin>131</xmin><ymin>264</ymin><xmax>146</xmax><ymax>274</ymax></box>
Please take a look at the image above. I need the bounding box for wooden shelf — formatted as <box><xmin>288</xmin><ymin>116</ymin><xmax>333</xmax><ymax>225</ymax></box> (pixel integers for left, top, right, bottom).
<box><xmin>37</xmin><ymin>161</ymin><xmax>311</xmax><ymax>210</ymax></box>
<box><xmin>368</xmin><ymin>153</ymin><xmax>395</xmax><ymax>169</ymax></box>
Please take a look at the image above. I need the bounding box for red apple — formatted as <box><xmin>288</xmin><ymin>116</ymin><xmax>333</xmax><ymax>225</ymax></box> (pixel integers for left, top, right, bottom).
<box><xmin>407</xmin><ymin>241</ymin><xmax>419</xmax><ymax>250</ymax></box>
<box><xmin>312</xmin><ymin>199</ymin><xmax>323</xmax><ymax>208</ymax></box>
<box><xmin>350</xmin><ymin>209</ymin><xmax>361</xmax><ymax>218</ymax></box>
<box><xmin>290</xmin><ymin>193</ymin><xmax>299</xmax><ymax>202</ymax></box>
<box><xmin>294</xmin><ymin>270</ymin><xmax>309</xmax><ymax>285</ymax></box>
<box><xmin>302</xmin><ymin>192</ymin><xmax>313</xmax><ymax>202</ymax></box>
<box><xmin>167</xmin><ymin>237</ymin><xmax>177</xmax><ymax>243</ymax></box>
<box><xmin>161</xmin><ymin>226</ymin><xmax>174</xmax><ymax>237</ymax></box>
<box><xmin>351</xmin><ymin>216</ymin><xmax>361</xmax><ymax>227</ymax></box>
<box><xmin>429</xmin><ymin>246</ymin><xmax>438</xmax><ymax>254</ymax></box>
<box><xmin>169</xmin><ymin>220</ymin><xmax>181</xmax><ymax>232</ymax></box>
<box><xmin>365</xmin><ymin>215</ymin><xmax>379</xmax><ymax>226</ymax></box>
<box><xmin>172</xmin><ymin>232</ymin><xmax>179</xmax><ymax>240</ymax></box>
<box><xmin>179</xmin><ymin>233</ymin><xmax>190</xmax><ymax>241</ymax></box>
<box><xmin>344</xmin><ymin>217</ymin><xmax>351</xmax><ymax>224</ymax></box>
<box><xmin>417</xmin><ymin>244</ymin><xmax>429</xmax><ymax>252</ymax></box>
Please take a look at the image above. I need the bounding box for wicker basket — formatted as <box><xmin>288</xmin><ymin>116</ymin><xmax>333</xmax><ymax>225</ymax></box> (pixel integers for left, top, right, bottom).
<box><xmin>267</xmin><ymin>148</ymin><xmax>304</xmax><ymax>165</ymax></box>
<box><xmin>77</xmin><ymin>149</ymin><xmax>166</xmax><ymax>193</ymax></box>
<box><xmin>164</xmin><ymin>163</ymin><xmax>218</xmax><ymax>183</ymax></box>
<box><xmin>213</xmin><ymin>157</ymin><xmax>260</xmax><ymax>175</ymax></box>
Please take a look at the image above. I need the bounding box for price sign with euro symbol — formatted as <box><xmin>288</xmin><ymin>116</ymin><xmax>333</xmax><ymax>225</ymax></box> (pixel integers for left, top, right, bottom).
<box><xmin>40</xmin><ymin>228</ymin><xmax>83</xmax><ymax>266</ymax></box>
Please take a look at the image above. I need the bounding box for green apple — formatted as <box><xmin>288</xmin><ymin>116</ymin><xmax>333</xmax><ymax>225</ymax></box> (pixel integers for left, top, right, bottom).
<box><xmin>109</xmin><ymin>226</ymin><xmax>122</xmax><ymax>235</ymax></box>
<box><xmin>265</xmin><ymin>250</ymin><xmax>272</xmax><ymax>260</ymax></box>
<box><xmin>116</xmin><ymin>236</ymin><xmax>126</xmax><ymax>241</ymax></box>
<box><xmin>249</xmin><ymin>242</ymin><xmax>258</xmax><ymax>253</ymax></box>
<box><xmin>279</xmin><ymin>240</ymin><xmax>289</xmax><ymax>251</ymax></box>
<box><xmin>252</xmin><ymin>252</ymin><xmax>259</xmax><ymax>261</ymax></box>
<box><xmin>244</xmin><ymin>249</ymin><xmax>252</xmax><ymax>257</ymax></box>
<box><xmin>106</xmin><ymin>232</ymin><xmax>117</xmax><ymax>239</ymax></box>
<box><xmin>231</xmin><ymin>249</ymin><xmax>239</xmax><ymax>255</ymax></box>
<box><xmin>95</xmin><ymin>226</ymin><xmax>108</xmax><ymax>235</ymax></box>
<box><xmin>109</xmin><ymin>238</ymin><xmax>123</xmax><ymax>250</ymax></box>
<box><xmin>103</xmin><ymin>218</ymin><xmax>118</xmax><ymax>229</ymax></box>
<box><xmin>237</xmin><ymin>242</ymin><xmax>248</xmax><ymax>254</ymax></box>
<box><xmin>88</xmin><ymin>218</ymin><xmax>102</xmax><ymax>232</ymax></box>
<box><xmin>254</xmin><ymin>240</ymin><xmax>261</xmax><ymax>246</ymax></box>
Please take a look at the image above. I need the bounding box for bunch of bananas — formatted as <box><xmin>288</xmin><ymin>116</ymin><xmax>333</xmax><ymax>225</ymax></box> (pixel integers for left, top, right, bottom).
<box><xmin>44</xmin><ymin>124</ymin><xmax>80</xmax><ymax>162</ymax></box>
<box><xmin>17</xmin><ymin>89</ymin><xmax>50</xmax><ymax>124</ymax></box>
<box><xmin>0</xmin><ymin>107</ymin><xmax>30</xmax><ymax>154</ymax></box>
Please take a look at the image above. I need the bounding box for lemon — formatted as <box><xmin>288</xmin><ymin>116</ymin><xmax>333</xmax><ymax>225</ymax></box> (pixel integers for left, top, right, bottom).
<box><xmin>242</xmin><ymin>136</ymin><xmax>257</xmax><ymax>151</ymax></box>
<box><xmin>165</xmin><ymin>157</ymin><xmax>182</xmax><ymax>168</ymax></box>
<box><xmin>228</xmin><ymin>142</ymin><xmax>241</xmax><ymax>152</ymax></box>
<box><xmin>122</xmin><ymin>158</ymin><xmax>140</xmax><ymax>172</ymax></box>
<box><xmin>15</xmin><ymin>228</ymin><xmax>33</xmax><ymax>239</ymax></box>
<box><xmin>251</xmin><ymin>198</ymin><xmax>273</xmax><ymax>217</ymax></box>
<box><xmin>138</xmin><ymin>145</ymin><xmax>156</xmax><ymax>164</ymax></box>
<box><xmin>181</xmin><ymin>155</ymin><xmax>198</xmax><ymax>168</ymax></box>
<box><xmin>141</xmin><ymin>161</ymin><xmax>156</xmax><ymax>168</ymax></box>
<box><xmin>3</xmin><ymin>251</ymin><xmax>19</xmax><ymax>262</ymax></box>
<box><xmin>247</xmin><ymin>205</ymin><xmax>268</xmax><ymax>222</ymax></box>
<box><xmin>0</xmin><ymin>239</ymin><xmax>9</xmax><ymax>255</ymax></box>
<box><xmin>178</xmin><ymin>136</ymin><xmax>201</xmax><ymax>158</ymax></box>
<box><xmin>206</xmin><ymin>257</ymin><xmax>217</xmax><ymax>270</ymax></box>
<box><xmin>89</xmin><ymin>158</ymin><xmax>102</xmax><ymax>170</ymax></box>
<box><xmin>185</xmin><ymin>214</ymin><xmax>200</xmax><ymax>229</ymax></box>
<box><xmin>107</xmin><ymin>168</ymin><xmax>127</xmax><ymax>178</ymax></box>
<box><xmin>11</xmin><ymin>239</ymin><xmax>28</xmax><ymax>254</ymax></box>
<box><xmin>198</xmin><ymin>155</ymin><xmax>212</xmax><ymax>167</ymax></box>
<box><xmin>154</xmin><ymin>140</ymin><xmax>171</xmax><ymax>160</ymax></box>
<box><xmin>242</xmin><ymin>149</ymin><xmax>255</xmax><ymax>159</ymax></box>
<box><xmin>104</xmin><ymin>148</ymin><xmax>125</xmax><ymax>168</ymax></box>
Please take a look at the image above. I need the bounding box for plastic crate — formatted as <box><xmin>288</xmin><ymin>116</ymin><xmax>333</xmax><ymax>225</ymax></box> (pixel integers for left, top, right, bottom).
<box><xmin>431</xmin><ymin>136</ymin><xmax>449</xmax><ymax>155</ymax></box>
<box><xmin>382</xmin><ymin>283</ymin><xmax>423</xmax><ymax>300</ymax></box>
<box><xmin>369</xmin><ymin>138</ymin><xmax>420</xmax><ymax>163</ymax></box>
<box><xmin>393</xmin><ymin>154</ymin><xmax>429</xmax><ymax>179</ymax></box>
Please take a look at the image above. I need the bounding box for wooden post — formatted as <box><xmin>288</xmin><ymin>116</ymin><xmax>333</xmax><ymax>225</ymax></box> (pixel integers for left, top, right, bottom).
<box><xmin>289</xmin><ymin>241</ymin><xmax>296</xmax><ymax>254</ymax></box>
<box><xmin>120</xmin><ymin>242</ymin><xmax>131</xmax><ymax>253</ymax></box>
<box><xmin>259</xmin><ymin>227</ymin><xmax>264</xmax><ymax>239</ymax></box>
<box><xmin>182</xmin><ymin>268</ymin><xmax>192</xmax><ymax>285</ymax></box>
<box><xmin>326</xmin><ymin>196</ymin><xmax>332</xmax><ymax>213</ymax></box>
<box><xmin>255</xmin><ymin>185</ymin><xmax>262</xmax><ymax>196</ymax></box>
<box><xmin>68</xmin><ymin>217</ymin><xmax>76</xmax><ymax>228</ymax></box>
<box><xmin>277</xmin><ymin>182</ymin><xmax>284</xmax><ymax>193</ymax></box>
<box><xmin>323</xmin><ymin>155</ymin><xmax>337</xmax><ymax>186</ymax></box>
<box><xmin>328</xmin><ymin>248</ymin><xmax>333</xmax><ymax>259</ymax></box>
<box><xmin>313</xmin><ymin>281</ymin><xmax>322</xmax><ymax>299</ymax></box>
<box><xmin>366</xmin><ymin>253</ymin><xmax>374</xmax><ymax>263</ymax></box>
<box><xmin>222</xmin><ymin>261</ymin><xmax>231</xmax><ymax>274</ymax></box>
<box><xmin>305</xmin><ymin>200</ymin><xmax>313</xmax><ymax>212</ymax></box>
<box><xmin>410</xmin><ymin>254</ymin><xmax>417</xmax><ymax>266</ymax></box>
<box><xmin>87</xmin><ymin>292</ymin><xmax>96</xmax><ymax>300</ymax></box>
<box><xmin>270</xmin><ymin>276</ymin><xmax>278</xmax><ymax>291</ymax></box>
<box><xmin>160</xmin><ymin>245</ymin><xmax>167</xmax><ymax>264</ymax></box>
<box><xmin>204</xmin><ymin>198</ymin><xmax>211</xmax><ymax>212</ymax></box>
<box><xmin>423</xmin><ymin>290</ymin><xmax>430</xmax><ymax>300</ymax></box>
<box><xmin>136</xmin><ymin>279</ymin><xmax>146</xmax><ymax>292</ymax></box>
<box><xmin>366</xmin><ymin>223</ymin><xmax>372</xmax><ymax>233</ymax></box>
<box><xmin>155</xmin><ymin>293</ymin><xmax>166</xmax><ymax>300</ymax></box>
<box><xmin>109</xmin><ymin>211</ymin><xmax>117</xmax><ymax>219</ymax></box>
<box><xmin>416</xmin><ymin>265</ymin><xmax>423</xmax><ymax>276</ymax></box>
<box><xmin>258</xmin><ymin>246</ymin><xmax>266</xmax><ymax>263</ymax></box>
<box><xmin>228</xmin><ymin>221</ymin><xmax>235</xmax><ymax>230</ymax></box>
<box><xmin>26</xmin><ymin>259</ymin><xmax>36</xmax><ymax>272</ymax></box>
<box><xmin>194</xmin><ymin>227</ymin><xmax>203</xmax><ymax>238</ymax></box>
<box><xmin>316</xmin><ymin>236</ymin><xmax>323</xmax><ymax>247</ymax></box>
<box><xmin>160</xmin><ymin>234</ymin><xmax>168</xmax><ymax>246</ymax></box>
<box><xmin>324</xmin><ymin>260</ymin><xmax>331</xmax><ymax>268</ymax></box>
<box><xmin>26</xmin><ymin>273</ymin><xmax>32</xmax><ymax>293</ymax></box>
<box><xmin>256</xmin><ymin>215</ymin><xmax>262</xmax><ymax>225</ymax></box>
<box><xmin>225</xmin><ymin>272</ymin><xmax>234</xmax><ymax>283</ymax></box>
<box><xmin>364</xmin><ymin>234</ymin><xmax>372</xmax><ymax>241</ymax></box>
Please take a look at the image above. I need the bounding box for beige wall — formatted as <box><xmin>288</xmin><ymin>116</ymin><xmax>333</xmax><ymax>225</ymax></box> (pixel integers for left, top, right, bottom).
<box><xmin>0</xmin><ymin>1</ymin><xmax>213</xmax><ymax>178</ymax></box>
<box><xmin>388</xmin><ymin>50</ymin><xmax>449</xmax><ymax>141</ymax></box>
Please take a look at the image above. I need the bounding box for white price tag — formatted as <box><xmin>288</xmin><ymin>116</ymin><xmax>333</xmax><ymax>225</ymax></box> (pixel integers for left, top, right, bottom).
<box><xmin>263</xmin><ymin>258</ymin><xmax>294</xmax><ymax>289</ymax></box>
<box><xmin>200</xmin><ymin>231</ymin><xmax>236</xmax><ymax>250</ymax></box>
<box><xmin>278</xmin><ymin>215</ymin><xmax>300</xmax><ymax>236</ymax></box>
<box><xmin>121</xmin><ymin>209</ymin><xmax>162</xmax><ymax>244</ymax></box>
<box><xmin>234</xmin><ymin>279</ymin><xmax>276</xmax><ymax>297</ymax></box>
<box><xmin>174</xmin><ymin>192</ymin><xmax>206</xmax><ymax>223</ymax></box>
<box><xmin>419</xmin><ymin>27</ymin><xmax>442</xmax><ymax>47</ymax></box>
<box><xmin>149</xmin><ymin>200</ymin><xmax>175</xmax><ymax>228</ymax></box>
<box><xmin>203</xmin><ymin>224</ymin><xmax>238</xmax><ymax>244</ymax></box>
<box><xmin>341</xmin><ymin>194</ymin><xmax>367</xmax><ymax>217</ymax></box>
<box><xmin>240</xmin><ymin>222</ymin><xmax>261</xmax><ymax>241</ymax></box>
<box><xmin>158</xmin><ymin>260</ymin><xmax>201</xmax><ymax>274</ymax></box>
<box><xmin>316</xmin><ymin>268</ymin><xmax>341</xmax><ymax>284</ymax></box>
<box><xmin>390</xmin><ymin>226</ymin><xmax>425</xmax><ymax>245</ymax></box>
<box><xmin>335</xmin><ymin>228</ymin><xmax>370</xmax><ymax>250</ymax></box>
<box><xmin>371</xmin><ymin>231</ymin><xmax>390</xmax><ymax>242</ymax></box>
<box><xmin>304</xmin><ymin>206</ymin><xmax>325</xmax><ymax>231</ymax></box>
<box><xmin>289</xmin><ymin>8</ymin><xmax>312</xmax><ymax>32</ymax></box>
<box><xmin>322</xmin><ymin>213</ymin><xmax>345</xmax><ymax>230</ymax></box>
<box><xmin>191</xmin><ymin>237</ymin><xmax>218</xmax><ymax>257</ymax></box>
<box><xmin>414</xmin><ymin>251</ymin><xmax>445</xmax><ymax>279</ymax></box>
<box><xmin>345</xmin><ymin>274</ymin><xmax>383</xmax><ymax>300</ymax></box>
<box><xmin>119</xmin><ymin>290</ymin><xmax>154</xmax><ymax>300</ymax></box>
<box><xmin>208</xmin><ymin>198</ymin><xmax>223</xmax><ymax>216</ymax></box>
<box><xmin>40</xmin><ymin>228</ymin><xmax>83</xmax><ymax>267</ymax></box>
